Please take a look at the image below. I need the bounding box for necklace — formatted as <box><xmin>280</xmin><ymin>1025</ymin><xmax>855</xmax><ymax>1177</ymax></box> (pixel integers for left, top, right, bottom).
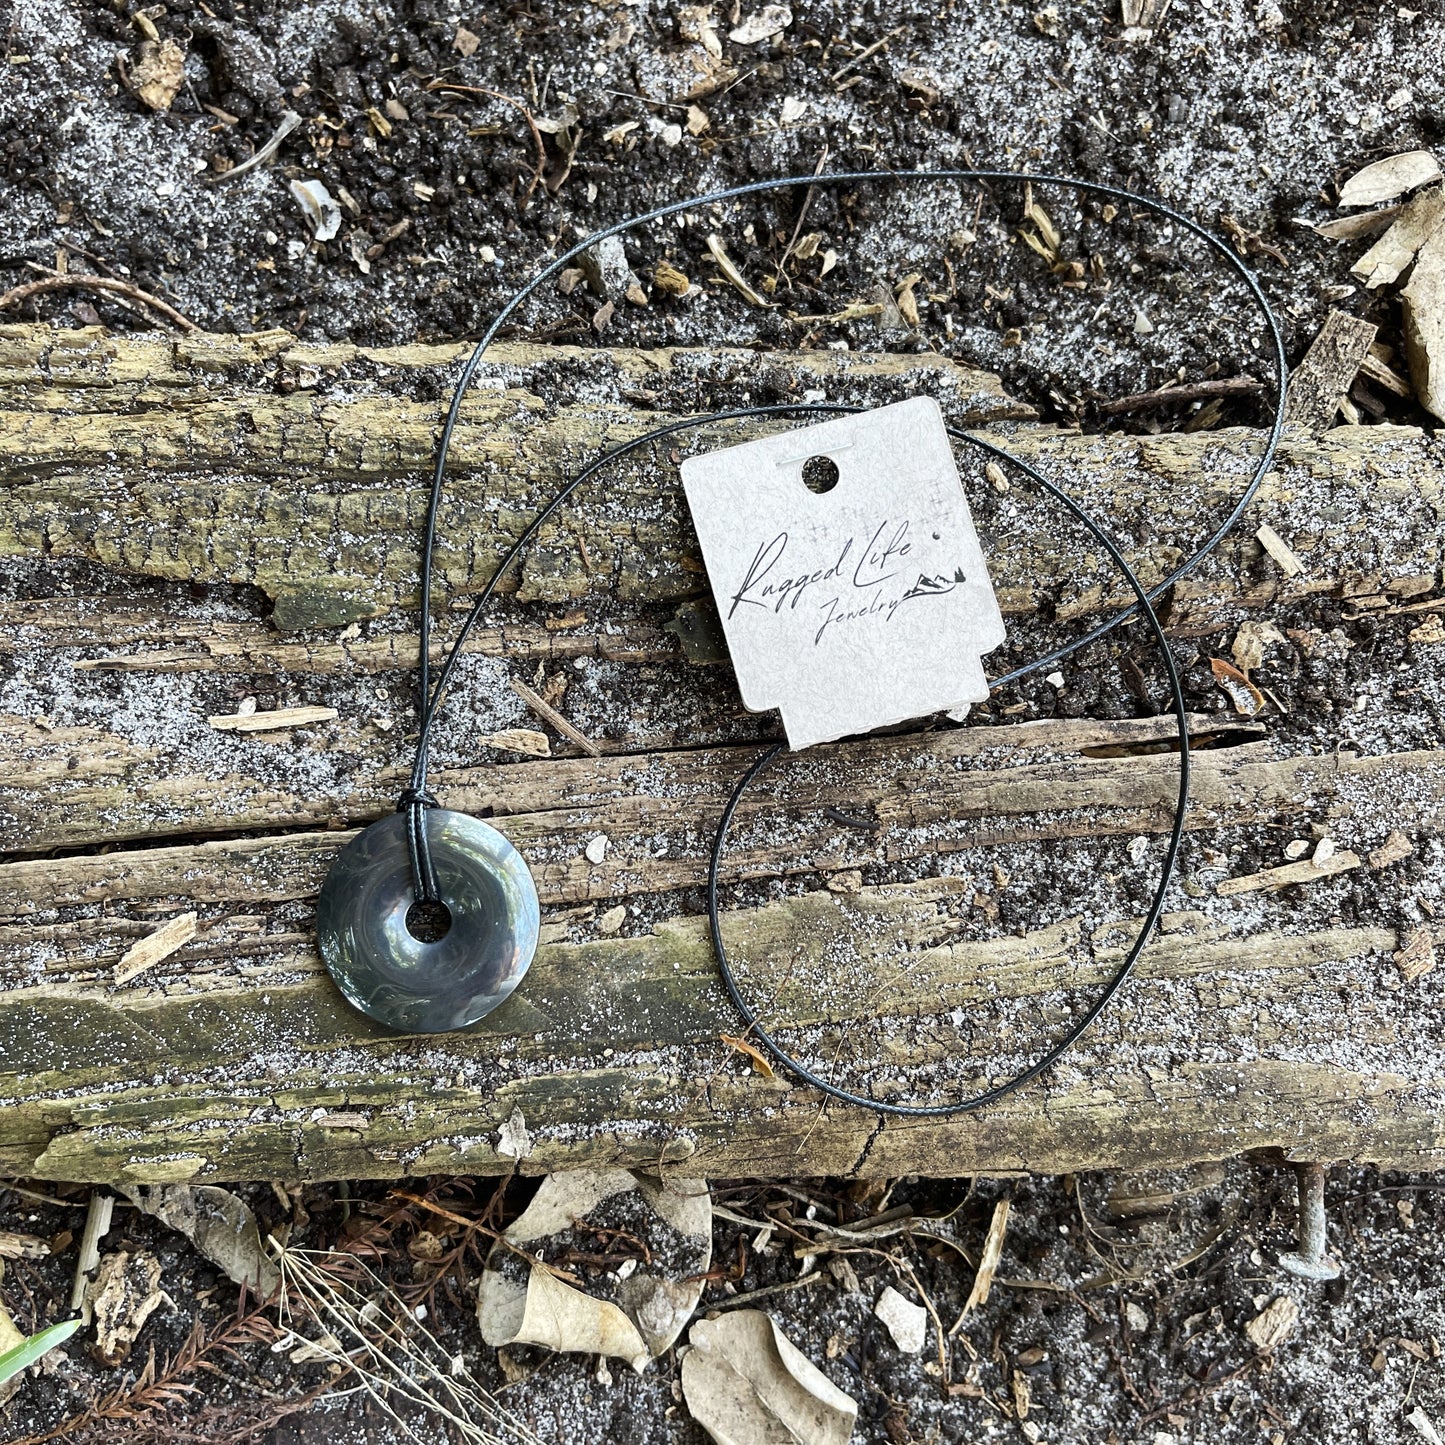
<box><xmin>315</xmin><ymin>170</ymin><xmax>1287</xmax><ymax>1110</ymax></box>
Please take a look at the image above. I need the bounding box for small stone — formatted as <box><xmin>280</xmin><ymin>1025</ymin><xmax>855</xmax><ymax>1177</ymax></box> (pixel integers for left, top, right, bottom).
<box><xmin>874</xmin><ymin>1286</ymin><xmax>927</xmax><ymax>1353</ymax></box>
<box><xmin>597</xmin><ymin>904</ymin><xmax>627</xmax><ymax>935</ymax></box>
<box><xmin>1125</xmin><ymin>1301</ymin><xmax>1150</xmax><ymax>1333</ymax></box>
<box><xmin>1284</xmin><ymin>839</ymin><xmax>1310</xmax><ymax>860</ymax></box>
<box><xmin>1311</xmin><ymin>837</ymin><xmax>1337</xmax><ymax>867</ymax></box>
<box><xmin>585</xmin><ymin>835</ymin><xmax>610</xmax><ymax>865</ymax></box>
<box><xmin>1245</xmin><ymin>1295</ymin><xmax>1298</xmax><ymax>1351</ymax></box>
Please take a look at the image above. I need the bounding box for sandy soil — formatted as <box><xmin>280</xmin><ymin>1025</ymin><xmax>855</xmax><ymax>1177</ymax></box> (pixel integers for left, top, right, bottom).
<box><xmin>2</xmin><ymin>1</ymin><xmax>1444</xmax><ymax>1442</ymax></box>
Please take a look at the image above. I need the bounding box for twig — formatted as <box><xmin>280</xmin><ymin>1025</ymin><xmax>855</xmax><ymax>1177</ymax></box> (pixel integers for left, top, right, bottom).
<box><xmin>773</xmin><ymin>145</ymin><xmax>830</xmax><ymax>284</ymax></box>
<box><xmin>830</xmin><ymin>25</ymin><xmax>907</xmax><ymax>83</ymax></box>
<box><xmin>704</xmin><ymin>1272</ymin><xmax>827</xmax><ymax>1311</ymax></box>
<box><xmin>511</xmin><ymin>677</ymin><xmax>601</xmax><ymax>756</ymax></box>
<box><xmin>1</xmin><ymin>270</ymin><xmax>199</xmax><ymax>332</ymax></box>
<box><xmin>424</xmin><ymin>80</ymin><xmax>546</xmax><ymax>207</ymax></box>
<box><xmin>69</xmin><ymin>1191</ymin><xmax>113</xmax><ymax>1314</ymax></box>
<box><xmin>208</xmin><ymin>109</ymin><xmax>302</xmax><ymax>185</ymax></box>
<box><xmin>1096</xmin><ymin>377</ymin><xmax>1266</xmax><ymax>416</ymax></box>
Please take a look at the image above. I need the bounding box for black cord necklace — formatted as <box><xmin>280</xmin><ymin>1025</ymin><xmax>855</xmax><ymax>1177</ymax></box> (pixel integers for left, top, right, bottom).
<box><xmin>315</xmin><ymin>170</ymin><xmax>1288</xmax><ymax>1113</ymax></box>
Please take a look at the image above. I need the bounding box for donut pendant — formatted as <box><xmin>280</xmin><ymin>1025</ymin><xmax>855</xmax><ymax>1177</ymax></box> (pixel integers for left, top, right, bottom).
<box><xmin>316</xmin><ymin>810</ymin><xmax>539</xmax><ymax>1033</ymax></box>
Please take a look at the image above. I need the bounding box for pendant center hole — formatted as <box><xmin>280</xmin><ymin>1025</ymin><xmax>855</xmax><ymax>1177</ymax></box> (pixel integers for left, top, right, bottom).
<box><xmin>405</xmin><ymin>898</ymin><xmax>453</xmax><ymax>943</ymax></box>
<box><xmin>801</xmin><ymin>455</ymin><xmax>839</xmax><ymax>494</ymax></box>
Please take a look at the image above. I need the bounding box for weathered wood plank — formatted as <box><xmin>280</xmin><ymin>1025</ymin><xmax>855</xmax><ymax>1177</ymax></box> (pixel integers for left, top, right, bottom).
<box><xmin>0</xmin><ymin>875</ymin><xmax>1432</xmax><ymax>1182</ymax></box>
<box><xmin>2</xmin><ymin>326</ymin><xmax>1441</xmax><ymax>631</ymax></box>
<box><xmin>3</xmin><ymin>325</ymin><xmax>1444</xmax><ymax>1184</ymax></box>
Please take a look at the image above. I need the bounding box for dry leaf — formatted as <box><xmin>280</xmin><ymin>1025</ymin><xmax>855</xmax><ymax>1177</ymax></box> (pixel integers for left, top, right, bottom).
<box><xmin>125</xmin><ymin>1185</ymin><xmax>280</xmax><ymax>1296</ymax></box>
<box><xmin>1402</xmin><ymin>226</ymin><xmax>1445</xmax><ymax>422</ymax></box>
<box><xmin>496</xmin><ymin>1107</ymin><xmax>534</xmax><ymax>1160</ymax></box>
<box><xmin>1245</xmin><ymin>1295</ymin><xmax>1299</xmax><ymax>1351</ymax></box>
<box><xmin>1352</xmin><ymin>186</ymin><xmax>1445</xmax><ymax>289</ymax></box>
<box><xmin>288</xmin><ymin>181</ymin><xmax>342</xmax><ymax>243</ymax></box>
<box><xmin>1310</xmin><ymin>206</ymin><xmax>1402</xmax><ymax>241</ymax></box>
<box><xmin>682</xmin><ymin>1310</ymin><xmax>857</xmax><ymax>1445</ymax></box>
<box><xmin>1210</xmin><ymin>657</ymin><xmax>1266</xmax><ymax>716</ymax></box>
<box><xmin>130</xmin><ymin>38</ymin><xmax>186</xmax><ymax>112</ymax></box>
<box><xmin>1231</xmin><ymin>620</ymin><xmax>1286</xmax><ymax>675</ymax></box>
<box><xmin>0</xmin><ymin>1300</ymin><xmax>24</xmax><ymax>1407</ymax></box>
<box><xmin>483</xmin><ymin>1261</ymin><xmax>651</xmax><ymax>1371</ymax></box>
<box><xmin>1338</xmin><ymin>150</ymin><xmax>1442</xmax><ymax>207</ymax></box>
<box><xmin>721</xmin><ymin>1033</ymin><xmax>775</xmax><ymax>1078</ymax></box>
<box><xmin>729</xmin><ymin>5</ymin><xmax>793</xmax><ymax>44</ymax></box>
<box><xmin>477</xmin><ymin>1170</ymin><xmax>712</xmax><ymax>1364</ymax></box>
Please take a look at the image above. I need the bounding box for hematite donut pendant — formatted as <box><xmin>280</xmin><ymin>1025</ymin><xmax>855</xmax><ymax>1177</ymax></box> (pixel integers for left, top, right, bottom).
<box><xmin>316</xmin><ymin>810</ymin><xmax>540</xmax><ymax>1033</ymax></box>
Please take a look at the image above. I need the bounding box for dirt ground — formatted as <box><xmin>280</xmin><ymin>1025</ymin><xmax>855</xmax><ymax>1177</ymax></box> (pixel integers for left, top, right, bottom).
<box><xmin>3</xmin><ymin>0</ymin><xmax>1445</xmax><ymax>1442</ymax></box>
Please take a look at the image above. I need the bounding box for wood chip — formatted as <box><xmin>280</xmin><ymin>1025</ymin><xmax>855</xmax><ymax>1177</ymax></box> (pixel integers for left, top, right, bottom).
<box><xmin>952</xmin><ymin>1199</ymin><xmax>1010</xmax><ymax>1328</ymax></box>
<box><xmin>1395</xmin><ymin>927</ymin><xmax>1438</xmax><ymax>983</ymax></box>
<box><xmin>1245</xmin><ymin>1295</ymin><xmax>1298</xmax><ymax>1351</ymax></box>
<box><xmin>1338</xmin><ymin>150</ymin><xmax>1442</xmax><ymax>207</ymax></box>
<box><xmin>1358</xmin><ymin>349</ymin><xmax>1415</xmax><ymax>397</ymax></box>
<box><xmin>1256</xmin><ymin>523</ymin><xmax>1304</xmax><ymax>578</ymax></box>
<box><xmin>1217</xmin><ymin>851</ymin><xmax>1361</xmax><ymax>896</ymax></box>
<box><xmin>129</xmin><ymin>38</ymin><xmax>186</xmax><ymax>112</ymax></box>
<box><xmin>481</xmin><ymin>727</ymin><xmax>551</xmax><ymax>757</ymax></box>
<box><xmin>511</xmin><ymin>677</ymin><xmax>600</xmax><ymax>757</ymax></box>
<box><xmin>0</xmin><ymin>1230</ymin><xmax>50</xmax><ymax>1260</ymax></box>
<box><xmin>705</xmin><ymin>234</ymin><xmax>771</xmax><ymax>308</ymax></box>
<box><xmin>1283</xmin><ymin>309</ymin><xmax>1377</xmax><ymax>431</ymax></box>
<box><xmin>114</xmin><ymin>911</ymin><xmax>197</xmax><ymax>984</ymax></box>
<box><xmin>654</xmin><ymin>260</ymin><xmax>691</xmax><ymax>296</ymax></box>
<box><xmin>208</xmin><ymin>704</ymin><xmax>338</xmax><ymax>732</ymax></box>
<box><xmin>1369</xmin><ymin>830</ymin><xmax>1415</xmax><ymax>869</ymax></box>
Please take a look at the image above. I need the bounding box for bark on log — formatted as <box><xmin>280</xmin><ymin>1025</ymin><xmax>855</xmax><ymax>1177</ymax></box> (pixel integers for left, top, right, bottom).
<box><xmin>1</xmin><ymin>324</ymin><xmax>1443</xmax><ymax>1184</ymax></box>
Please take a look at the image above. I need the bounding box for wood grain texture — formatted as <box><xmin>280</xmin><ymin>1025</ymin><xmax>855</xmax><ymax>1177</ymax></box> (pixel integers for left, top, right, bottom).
<box><xmin>2</xmin><ymin>324</ymin><xmax>1444</xmax><ymax>1184</ymax></box>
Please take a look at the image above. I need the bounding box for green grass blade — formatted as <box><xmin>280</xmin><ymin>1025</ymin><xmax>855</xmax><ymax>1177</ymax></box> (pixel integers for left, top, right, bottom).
<box><xmin>0</xmin><ymin>1318</ymin><xmax>83</xmax><ymax>1387</ymax></box>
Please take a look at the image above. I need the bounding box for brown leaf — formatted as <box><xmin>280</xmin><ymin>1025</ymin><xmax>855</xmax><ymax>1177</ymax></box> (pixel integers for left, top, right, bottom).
<box><xmin>721</xmin><ymin>1033</ymin><xmax>775</xmax><ymax>1077</ymax></box>
<box><xmin>1209</xmin><ymin>657</ymin><xmax>1266</xmax><ymax>716</ymax></box>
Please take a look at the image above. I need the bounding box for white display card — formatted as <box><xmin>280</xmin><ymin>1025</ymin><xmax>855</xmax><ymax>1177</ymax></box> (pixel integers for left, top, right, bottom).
<box><xmin>679</xmin><ymin>397</ymin><xmax>1006</xmax><ymax>749</ymax></box>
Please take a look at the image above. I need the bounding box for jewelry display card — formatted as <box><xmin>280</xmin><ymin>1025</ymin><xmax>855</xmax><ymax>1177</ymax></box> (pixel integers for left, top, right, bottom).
<box><xmin>680</xmin><ymin>397</ymin><xmax>1006</xmax><ymax>749</ymax></box>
